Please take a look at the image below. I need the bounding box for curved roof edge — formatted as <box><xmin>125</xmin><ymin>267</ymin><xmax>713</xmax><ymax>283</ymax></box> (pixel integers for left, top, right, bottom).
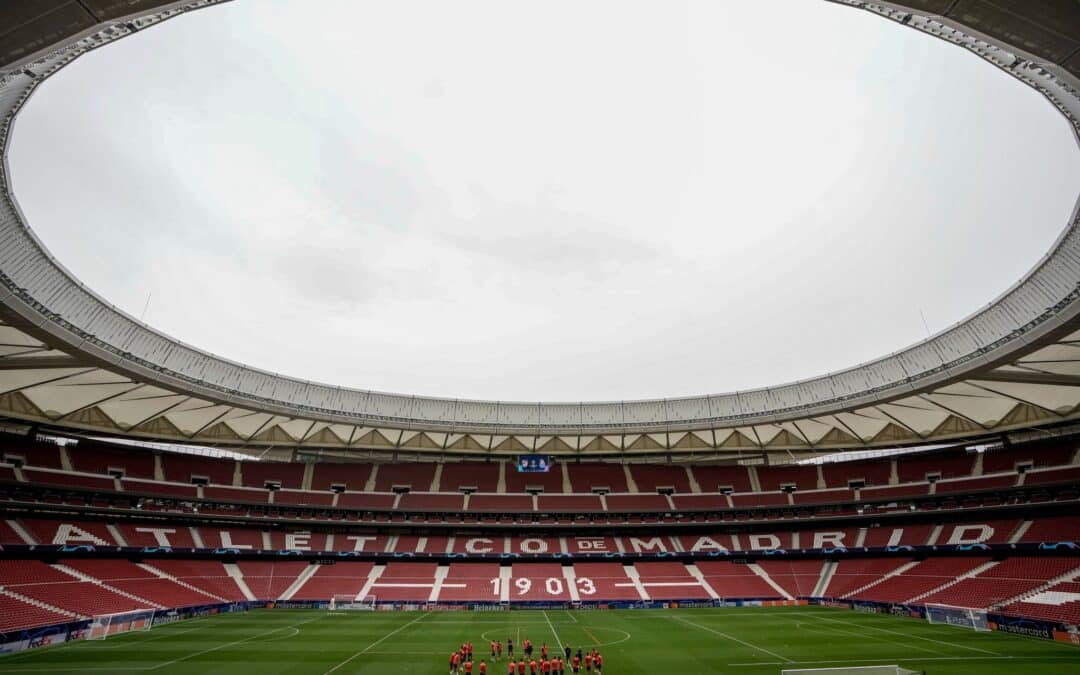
<box><xmin>0</xmin><ymin>0</ymin><xmax>1077</xmax><ymax>449</ymax></box>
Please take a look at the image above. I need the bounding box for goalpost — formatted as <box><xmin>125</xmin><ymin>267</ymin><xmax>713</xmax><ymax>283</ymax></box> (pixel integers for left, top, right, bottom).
<box><xmin>328</xmin><ymin>594</ymin><xmax>376</xmax><ymax>612</ymax></box>
<box><xmin>85</xmin><ymin>609</ymin><xmax>156</xmax><ymax>639</ymax></box>
<box><xmin>924</xmin><ymin>603</ymin><xmax>991</xmax><ymax>631</ymax></box>
<box><xmin>781</xmin><ymin>667</ymin><xmax>923</xmax><ymax>675</ymax></box>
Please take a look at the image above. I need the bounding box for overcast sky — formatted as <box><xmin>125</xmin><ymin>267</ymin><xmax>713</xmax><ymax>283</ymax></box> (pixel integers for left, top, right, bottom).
<box><xmin>9</xmin><ymin>0</ymin><xmax>1080</xmax><ymax>402</ymax></box>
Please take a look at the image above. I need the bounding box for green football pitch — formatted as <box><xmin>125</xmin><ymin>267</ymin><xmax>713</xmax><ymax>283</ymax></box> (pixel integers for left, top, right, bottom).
<box><xmin>1</xmin><ymin>606</ymin><xmax>1078</xmax><ymax>674</ymax></box>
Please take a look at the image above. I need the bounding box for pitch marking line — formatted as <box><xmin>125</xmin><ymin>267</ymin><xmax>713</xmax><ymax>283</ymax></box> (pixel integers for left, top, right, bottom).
<box><xmin>542</xmin><ymin>610</ymin><xmax>564</xmax><ymax>655</ymax></box>
<box><xmin>149</xmin><ymin>614</ymin><xmax>325</xmax><ymax>671</ymax></box>
<box><xmin>672</xmin><ymin>615</ymin><xmax>793</xmax><ymax>663</ymax></box>
<box><xmin>728</xmin><ymin>655</ymin><xmax>1080</xmax><ymax>667</ymax></box>
<box><xmin>582</xmin><ymin>626</ymin><xmax>604</xmax><ymax>646</ymax></box>
<box><xmin>796</xmin><ymin>620</ymin><xmax>944</xmax><ymax>655</ymax></box>
<box><xmin>323</xmin><ymin>611</ymin><xmax>431</xmax><ymax>675</ymax></box>
<box><xmin>811</xmin><ymin>614</ymin><xmax>999</xmax><ymax>655</ymax></box>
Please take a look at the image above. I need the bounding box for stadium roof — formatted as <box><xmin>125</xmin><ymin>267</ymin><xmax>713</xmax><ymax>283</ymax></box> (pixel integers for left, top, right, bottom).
<box><xmin>0</xmin><ymin>0</ymin><xmax>1078</xmax><ymax>457</ymax></box>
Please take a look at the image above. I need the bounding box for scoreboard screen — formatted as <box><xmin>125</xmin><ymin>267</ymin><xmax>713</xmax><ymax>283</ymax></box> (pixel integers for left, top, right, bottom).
<box><xmin>516</xmin><ymin>454</ymin><xmax>552</xmax><ymax>473</ymax></box>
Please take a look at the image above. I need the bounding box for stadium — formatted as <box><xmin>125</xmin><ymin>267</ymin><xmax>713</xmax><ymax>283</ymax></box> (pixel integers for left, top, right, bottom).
<box><xmin>0</xmin><ymin>0</ymin><xmax>1079</xmax><ymax>673</ymax></box>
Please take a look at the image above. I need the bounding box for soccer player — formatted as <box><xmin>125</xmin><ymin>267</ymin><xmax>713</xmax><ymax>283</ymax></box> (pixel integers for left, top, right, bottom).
<box><xmin>529</xmin><ymin>658</ymin><xmax>538</xmax><ymax>675</ymax></box>
<box><xmin>517</xmin><ymin>659</ymin><xmax>526</xmax><ymax>675</ymax></box>
<box><xmin>480</xmin><ymin>659</ymin><xmax>487</xmax><ymax>675</ymax></box>
<box><xmin>594</xmin><ymin>653</ymin><xmax>602</xmax><ymax>673</ymax></box>
<box><xmin>497</xmin><ymin>640</ymin><xmax>503</xmax><ymax>660</ymax></box>
<box><xmin>543</xmin><ymin>657</ymin><xmax>551</xmax><ymax>674</ymax></box>
<box><xmin>507</xmin><ymin>638</ymin><xmax>514</xmax><ymax>659</ymax></box>
<box><xmin>541</xmin><ymin>643</ymin><xmax>548</xmax><ymax>660</ymax></box>
<box><xmin>564</xmin><ymin>645</ymin><xmax>571</xmax><ymax>662</ymax></box>
<box><xmin>508</xmin><ymin>658</ymin><xmax>516</xmax><ymax>675</ymax></box>
<box><xmin>556</xmin><ymin>657</ymin><xmax>564</xmax><ymax>675</ymax></box>
<box><xmin>465</xmin><ymin>659</ymin><xmax>474</xmax><ymax>675</ymax></box>
<box><xmin>571</xmin><ymin>654</ymin><xmax>580</xmax><ymax>673</ymax></box>
<box><xmin>491</xmin><ymin>640</ymin><xmax>497</xmax><ymax>660</ymax></box>
<box><xmin>584</xmin><ymin>653</ymin><xmax>592</xmax><ymax>673</ymax></box>
<box><xmin>468</xmin><ymin>642</ymin><xmax>475</xmax><ymax>660</ymax></box>
<box><xmin>450</xmin><ymin>651</ymin><xmax>460</xmax><ymax>675</ymax></box>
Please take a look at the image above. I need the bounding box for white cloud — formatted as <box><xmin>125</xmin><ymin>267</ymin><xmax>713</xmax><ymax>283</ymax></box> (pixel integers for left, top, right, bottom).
<box><xmin>9</xmin><ymin>0</ymin><xmax>1079</xmax><ymax>401</ymax></box>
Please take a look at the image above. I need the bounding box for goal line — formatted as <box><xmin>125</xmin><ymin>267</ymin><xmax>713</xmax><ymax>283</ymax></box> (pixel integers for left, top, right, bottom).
<box><xmin>781</xmin><ymin>667</ymin><xmax>923</xmax><ymax>675</ymax></box>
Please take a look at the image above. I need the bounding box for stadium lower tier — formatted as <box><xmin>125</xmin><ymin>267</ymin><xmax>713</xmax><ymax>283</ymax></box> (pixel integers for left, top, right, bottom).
<box><xmin>2</xmin><ymin>555</ymin><xmax>1080</xmax><ymax>633</ymax></box>
<box><xmin>4</xmin><ymin>515</ymin><xmax>1079</xmax><ymax>554</ymax></box>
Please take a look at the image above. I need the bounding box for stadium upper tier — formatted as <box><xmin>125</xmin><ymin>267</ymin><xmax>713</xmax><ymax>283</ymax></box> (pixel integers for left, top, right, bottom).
<box><xmin>0</xmin><ymin>1</ymin><xmax>1078</xmax><ymax>452</ymax></box>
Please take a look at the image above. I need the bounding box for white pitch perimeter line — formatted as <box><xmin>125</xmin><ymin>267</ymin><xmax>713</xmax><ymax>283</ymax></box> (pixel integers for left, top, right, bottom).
<box><xmin>672</xmin><ymin>615</ymin><xmax>793</xmax><ymax>663</ymax></box>
<box><xmin>543</xmin><ymin>611</ymin><xmax>565</xmax><ymax>656</ymax></box>
<box><xmin>728</xmin><ymin>655</ymin><xmax>1080</xmax><ymax>667</ymax></box>
<box><xmin>564</xmin><ymin>610</ymin><xmax>578</xmax><ymax>624</ymax></box>
<box><xmin>811</xmin><ymin>614</ymin><xmax>999</xmax><ymax>655</ymax></box>
<box><xmin>149</xmin><ymin>614</ymin><xmax>323</xmax><ymax>671</ymax></box>
<box><xmin>798</xmin><ymin>619</ymin><xmax>943</xmax><ymax>656</ymax></box>
<box><xmin>323</xmin><ymin>612</ymin><xmax>431</xmax><ymax>675</ymax></box>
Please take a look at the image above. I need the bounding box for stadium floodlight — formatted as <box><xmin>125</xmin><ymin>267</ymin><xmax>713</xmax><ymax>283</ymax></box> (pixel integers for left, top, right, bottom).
<box><xmin>85</xmin><ymin>609</ymin><xmax>156</xmax><ymax>639</ymax></box>
<box><xmin>328</xmin><ymin>594</ymin><xmax>376</xmax><ymax>611</ymax></box>
<box><xmin>924</xmin><ymin>603</ymin><xmax>991</xmax><ymax>631</ymax></box>
<box><xmin>781</xmin><ymin>667</ymin><xmax>923</xmax><ymax>675</ymax></box>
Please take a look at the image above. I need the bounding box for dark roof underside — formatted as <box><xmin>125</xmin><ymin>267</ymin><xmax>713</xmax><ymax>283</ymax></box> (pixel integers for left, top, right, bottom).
<box><xmin>2</xmin><ymin>1</ymin><xmax>1079</xmax><ymax>77</ymax></box>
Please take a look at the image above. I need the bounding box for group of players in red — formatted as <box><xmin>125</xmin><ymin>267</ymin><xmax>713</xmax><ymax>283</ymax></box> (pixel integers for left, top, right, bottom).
<box><xmin>448</xmin><ymin>638</ymin><xmax>604</xmax><ymax>674</ymax></box>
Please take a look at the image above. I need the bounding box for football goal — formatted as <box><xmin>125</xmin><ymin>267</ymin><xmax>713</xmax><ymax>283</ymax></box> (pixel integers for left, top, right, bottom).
<box><xmin>781</xmin><ymin>667</ymin><xmax>923</xmax><ymax>675</ymax></box>
<box><xmin>328</xmin><ymin>594</ymin><xmax>376</xmax><ymax>611</ymax></box>
<box><xmin>85</xmin><ymin>609</ymin><xmax>156</xmax><ymax>640</ymax></box>
<box><xmin>924</xmin><ymin>603</ymin><xmax>991</xmax><ymax>631</ymax></box>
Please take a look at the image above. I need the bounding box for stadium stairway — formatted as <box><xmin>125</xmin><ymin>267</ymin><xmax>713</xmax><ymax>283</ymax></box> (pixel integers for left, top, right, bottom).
<box><xmin>841</xmin><ymin>560</ymin><xmax>920</xmax><ymax>599</ymax></box>
<box><xmin>52</xmin><ymin>563</ymin><xmax>164</xmax><ymax>609</ymax></box>
<box><xmin>906</xmin><ymin>560</ymin><xmax>999</xmax><ymax>603</ymax></box>
<box><xmin>138</xmin><ymin>563</ymin><xmax>229</xmax><ymax>604</ymax></box>
<box><xmin>996</xmin><ymin>566</ymin><xmax>1080</xmax><ymax>609</ymax></box>
<box><xmin>684</xmin><ymin>563</ymin><xmax>721</xmax><ymax>600</ymax></box>
<box><xmin>812</xmin><ymin>561</ymin><xmax>837</xmax><ymax>597</ymax></box>
<box><xmin>622</xmin><ymin>564</ymin><xmax>648</xmax><ymax>600</ymax></box>
<box><xmin>280</xmin><ymin>565</ymin><xmax>319</xmax><ymax>600</ymax></box>
<box><xmin>357</xmin><ymin>565</ymin><xmax>384</xmax><ymax>603</ymax></box>
<box><xmin>1010</xmin><ymin>520</ymin><xmax>1033</xmax><ymax>543</ymax></box>
<box><xmin>747</xmin><ymin>563</ymin><xmax>793</xmax><ymax>600</ymax></box>
<box><xmin>224</xmin><ymin>563</ymin><xmax>257</xmax><ymax>601</ymax></box>
<box><xmin>0</xmin><ymin>587</ymin><xmax>80</xmax><ymax>622</ymax></box>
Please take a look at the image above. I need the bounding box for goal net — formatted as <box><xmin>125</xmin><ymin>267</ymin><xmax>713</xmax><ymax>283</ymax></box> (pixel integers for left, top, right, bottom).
<box><xmin>924</xmin><ymin>603</ymin><xmax>991</xmax><ymax>631</ymax></box>
<box><xmin>781</xmin><ymin>667</ymin><xmax>923</xmax><ymax>674</ymax></box>
<box><xmin>85</xmin><ymin>609</ymin><xmax>156</xmax><ymax>639</ymax></box>
<box><xmin>328</xmin><ymin>594</ymin><xmax>376</xmax><ymax>611</ymax></box>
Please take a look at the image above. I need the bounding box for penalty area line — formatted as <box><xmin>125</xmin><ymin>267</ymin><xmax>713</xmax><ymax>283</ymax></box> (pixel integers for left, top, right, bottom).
<box><xmin>543</xmin><ymin>610</ymin><xmax>564</xmax><ymax>656</ymax></box>
<box><xmin>148</xmin><ymin>614</ymin><xmax>324</xmax><ymax>671</ymax></box>
<box><xmin>323</xmin><ymin>611</ymin><xmax>431</xmax><ymax>675</ymax></box>
<box><xmin>811</xmin><ymin>614</ymin><xmax>999</xmax><ymax>655</ymax></box>
<box><xmin>728</xmin><ymin>655</ymin><xmax>1080</xmax><ymax>667</ymax></box>
<box><xmin>672</xmin><ymin>615</ymin><xmax>793</xmax><ymax>663</ymax></box>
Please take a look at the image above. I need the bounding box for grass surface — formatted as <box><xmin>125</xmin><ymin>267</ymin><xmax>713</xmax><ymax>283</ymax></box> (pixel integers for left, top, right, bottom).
<box><xmin>1</xmin><ymin>606</ymin><xmax>1078</xmax><ymax>674</ymax></box>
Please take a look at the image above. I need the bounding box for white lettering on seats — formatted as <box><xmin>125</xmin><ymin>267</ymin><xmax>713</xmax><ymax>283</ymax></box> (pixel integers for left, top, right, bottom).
<box><xmin>219</xmin><ymin>531</ymin><xmax>253</xmax><ymax>550</ymax></box>
<box><xmin>465</xmin><ymin>538</ymin><xmax>494</xmax><ymax>554</ymax></box>
<box><xmin>519</xmin><ymin>538</ymin><xmax>548</xmax><ymax>554</ymax></box>
<box><xmin>812</xmin><ymin>531</ymin><xmax>846</xmax><ymax>549</ymax></box>
<box><xmin>284</xmin><ymin>532</ymin><xmax>312</xmax><ymax>550</ymax></box>
<box><xmin>135</xmin><ymin>527</ymin><xmax>176</xmax><ymax>547</ymax></box>
<box><xmin>946</xmin><ymin>525</ymin><xmax>994</xmax><ymax>545</ymax></box>
<box><xmin>574</xmin><ymin>537</ymin><xmax>609</xmax><ymax>551</ymax></box>
<box><xmin>52</xmin><ymin>524</ymin><xmax>109</xmax><ymax>546</ymax></box>
<box><xmin>628</xmin><ymin>537</ymin><xmax>668</xmax><ymax>553</ymax></box>
<box><xmin>689</xmin><ymin>536</ymin><xmax>728</xmax><ymax>553</ymax></box>
<box><xmin>345</xmin><ymin>535</ymin><xmax>376</xmax><ymax>552</ymax></box>
<box><xmin>748</xmin><ymin>534</ymin><xmax>781</xmax><ymax>550</ymax></box>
